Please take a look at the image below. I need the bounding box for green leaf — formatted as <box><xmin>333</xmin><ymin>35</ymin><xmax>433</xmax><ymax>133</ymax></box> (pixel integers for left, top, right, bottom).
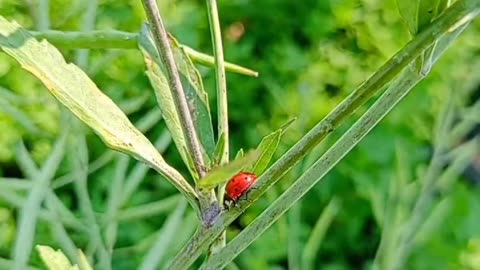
<box><xmin>250</xmin><ymin>130</ymin><xmax>281</xmax><ymax>176</ymax></box>
<box><xmin>199</xmin><ymin>151</ymin><xmax>259</xmax><ymax>189</ymax></box>
<box><xmin>234</xmin><ymin>148</ymin><xmax>244</xmax><ymax>159</ymax></box>
<box><xmin>139</xmin><ymin>24</ymin><xmax>215</xmax><ymax>173</ymax></box>
<box><xmin>397</xmin><ymin>0</ymin><xmax>419</xmax><ymax>35</ymax></box>
<box><xmin>36</xmin><ymin>245</ymin><xmax>79</xmax><ymax>270</ymax></box>
<box><xmin>249</xmin><ymin>118</ymin><xmax>295</xmax><ymax>176</ymax></box>
<box><xmin>213</xmin><ymin>132</ymin><xmax>226</xmax><ymax>166</ymax></box>
<box><xmin>0</xmin><ymin>17</ymin><xmax>177</xmax><ymax>185</ymax></box>
<box><xmin>397</xmin><ymin>0</ymin><xmax>452</xmax><ymax>74</ymax></box>
<box><xmin>397</xmin><ymin>0</ymin><xmax>451</xmax><ymax>36</ymax></box>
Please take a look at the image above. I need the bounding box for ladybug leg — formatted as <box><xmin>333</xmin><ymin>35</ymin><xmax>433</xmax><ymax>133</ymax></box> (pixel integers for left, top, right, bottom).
<box><xmin>224</xmin><ymin>200</ymin><xmax>244</xmax><ymax>212</ymax></box>
<box><xmin>242</xmin><ymin>187</ymin><xmax>258</xmax><ymax>204</ymax></box>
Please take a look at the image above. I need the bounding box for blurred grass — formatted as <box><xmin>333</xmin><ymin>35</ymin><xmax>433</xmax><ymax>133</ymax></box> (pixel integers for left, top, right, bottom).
<box><xmin>0</xmin><ymin>0</ymin><xmax>479</xmax><ymax>269</ymax></box>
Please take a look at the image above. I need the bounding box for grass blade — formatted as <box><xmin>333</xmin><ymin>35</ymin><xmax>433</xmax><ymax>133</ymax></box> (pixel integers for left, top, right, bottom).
<box><xmin>302</xmin><ymin>198</ymin><xmax>341</xmax><ymax>270</ymax></box>
<box><xmin>12</xmin><ymin>134</ymin><xmax>67</xmax><ymax>270</ymax></box>
<box><xmin>138</xmin><ymin>200</ymin><xmax>187</xmax><ymax>270</ymax></box>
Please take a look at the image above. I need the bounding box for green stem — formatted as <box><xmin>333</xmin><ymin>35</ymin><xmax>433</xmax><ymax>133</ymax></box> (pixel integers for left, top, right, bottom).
<box><xmin>141</xmin><ymin>0</ymin><xmax>207</xmax><ymax>178</ymax></box>
<box><xmin>167</xmin><ymin>1</ymin><xmax>480</xmax><ymax>268</ymax></box>
<box><xmin>75</xmin><ymin>0</ymin><xmax>98</xmax><ymax>68</ymax></box>
<box><xmin>181</xmin><ymin>45</ymin><xmax>258</xmax><ymax>77</ymax></box>
<box><xmin>37</xmin><ymin>0</ymin><xmax>50</xmax><ymax>31</ymax></box>
<box><xmin>31</xmin><ymin>30</ymin><xmax>138</xmax><ymax>48</ymax></box>
<box><xmin>206</xmin><ymin>0</ymin><xmax>229</xmax><ymax>166</ymax></box>
<box><xmin>72</xmin><ymin>135</ymin><xmax>112</xmax><ymax>270</ymax></box>
<box><xmin>206</xmin><ymin>0</ymin><xmax>229</xmax><ymax>253</ymax></box>
<box><xmin>29</xmin><ymin>30</ymin><xmax>258</xmax><ymax>76</ymax></box>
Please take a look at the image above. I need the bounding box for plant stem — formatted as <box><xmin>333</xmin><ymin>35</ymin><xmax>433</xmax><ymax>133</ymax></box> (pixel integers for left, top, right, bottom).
<box><xmin>141</xmin><ymin>0</ymin><xmax>207</xmax><ymax>178</ymax></box>
<box><xmin>72</xmin><ymin>135</ymin><xmax>112</xmax><ymax>270</ymax></box>
<box><xmin>30</xmin><ymin>30</ymin><xmax>259</xmax><ymax>76</ymax></box>
<box><xmin>206</xmin><ymin>0</ymin><xmax>229</xmax><ymax>253</ymax></box>
<box><xmin>181</xmin><ymin>45</ymin><xmax>258</xmax><ymax>77</ymax></box>
<box><xmin>168</xmin><ymin>2</ymin><xmax>480</xmax><ymax>267</ymax></box>
<box><xmin>206</xmin><ymin>0</ymin><xmax>229</xmax><ymax>166</ymax></box>
<box><xmin>37</xmin><ymin>0</ymin><xmax>50</xmax><ymax>31</ymax></box>
<box><xmin>31</xmin><ymin>30</ymin><xmax>138</xmax><ymax>48</ymax></box>
<box><xmin>75</xmin><ymin>0</ymin><xmax>98</xmax><ymax>68</ymax></box>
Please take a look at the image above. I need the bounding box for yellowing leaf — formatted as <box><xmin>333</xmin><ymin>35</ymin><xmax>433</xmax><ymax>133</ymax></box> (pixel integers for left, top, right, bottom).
<box><xmin>0</xmin><ymin>17</ymin><xmax>196</xmax><ymax>205</ymax></box>
<box><xmin>36</xmin><ymin>245</ymin><xmax>79</xmax><ymax>270</ymax></box>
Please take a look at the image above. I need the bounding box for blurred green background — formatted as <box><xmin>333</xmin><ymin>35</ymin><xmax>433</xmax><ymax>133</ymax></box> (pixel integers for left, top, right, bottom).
<box><xmin>1</xmin><ymin>0</ymin><xmax>480</xmax><ymax>269</ymax></box>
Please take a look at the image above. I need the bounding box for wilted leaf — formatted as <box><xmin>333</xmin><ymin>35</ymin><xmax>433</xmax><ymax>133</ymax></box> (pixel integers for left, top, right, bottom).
<box><xmin>199</xmin><ymin>151</ymin><xmax>259</xmax><ymax>189</ymax></box>
<box><xmin>139</xmin><ymin>24</ymin><xmax>215</xmax><ymax>176</ymax></box>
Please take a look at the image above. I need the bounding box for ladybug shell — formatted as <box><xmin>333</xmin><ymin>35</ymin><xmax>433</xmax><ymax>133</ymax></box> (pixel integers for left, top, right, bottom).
<box><xmin>226</xmin><ymin>172</ymin><xmax>257</xmax><ymax>201</ymax></box>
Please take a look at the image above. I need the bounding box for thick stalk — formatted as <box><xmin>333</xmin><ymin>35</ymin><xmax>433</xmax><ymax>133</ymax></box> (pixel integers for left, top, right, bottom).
<box><xmin>141</xmin><ymin>0</ymin><xmax>207</xmax><ymax>178</ymax></box>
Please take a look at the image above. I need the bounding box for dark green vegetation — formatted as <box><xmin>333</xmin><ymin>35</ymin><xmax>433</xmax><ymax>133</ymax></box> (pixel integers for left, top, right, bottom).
<box><xmin>1</xmin><ymin>0</ymin><xmax>480</xmax><ymax>269</ymax></box>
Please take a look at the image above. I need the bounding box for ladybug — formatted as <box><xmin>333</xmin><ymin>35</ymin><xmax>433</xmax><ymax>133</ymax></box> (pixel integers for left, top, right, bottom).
<box><xmin>225</xmin><ymin>172</ymin><xmax>258</xmax><ymax>203</ymax></box>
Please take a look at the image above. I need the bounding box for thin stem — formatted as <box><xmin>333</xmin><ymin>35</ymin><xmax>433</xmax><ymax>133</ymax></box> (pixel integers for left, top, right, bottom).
<box><xmin>31</xmin><ymin>30</ymin><xmax>138</xmax><ymax>49</ymax></box>
<box><xmin>206</xmin><ymin>0</ymin><xmax>229</xmax><ymax>253</ymax></box>
<box><xmin>181</xmin><ymin>45</ymin><xmax>258</xmax><ymax>77</ymax></box>
<box><xmin>167</xmin><ymin>1</ymin><xmax>480</xmax><ymax>268</ymax></box>
<box><xmin>75</xmin><ymin>0</ymin><xmax>98</xmax><ymax>68</ymax></box>
<box><xmin>72</xmin><ymin>135</ymin><xmax>112</xmax><ymax>270</ymax></box>
<box><xmin>141</xmin><ymin>0</ymin><xmax>207</xmax><ymax>178</ymax></box>
<box><xmin>37</xmin><ymin>0</ymin><xmax>50</xmax><ymax>31</ymax></box>
<box><xmin>206</xmin><ymin>0</ymin><xmax>229</xmax><ymax>166</ymax></box>
<box><xmin>30</xmin><ymin>30</ymin><xmax>259</xmax><ymax>76</ymax></box>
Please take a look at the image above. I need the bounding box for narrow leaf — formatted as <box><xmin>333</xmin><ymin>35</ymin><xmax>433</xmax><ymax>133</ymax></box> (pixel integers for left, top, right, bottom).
<box><xmin>397</xmin><ymin>0</ymin><xmax>419</xmax><ymax>35</ymax></box>
<box><xmin>250</xmin><ymin>130</ymin><xmax>281</xmax><ymax>176</ymax></box>
<box><xmin>234</xmin><ymin>148</ymin><xmax>244</xmax><ymax>159</ymax></box>
<box><xmin>213</xmin><ymin>132</ymin><xmax>226</xmax><ymax>166</ymax></box>
<box><xmin>199</xmin><ymin>151</ymin><xmax>259</xmax><ymax>189</ymax></box>
<box><xmin>139</xmin><ymin>24</ymin><xmax>215</xmax><ymax>171</ymax></box>
<box><xmin>249</xmin><ymin>119</ymin><xmax>295</xmax><ymax>176</ymax></box>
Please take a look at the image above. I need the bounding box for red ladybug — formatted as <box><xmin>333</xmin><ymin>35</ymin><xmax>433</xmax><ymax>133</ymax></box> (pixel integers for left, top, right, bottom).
<box><xmin>225</xmin><ymin>172</ymin><xmax>258</xmax><ymax>202</ymax></box>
